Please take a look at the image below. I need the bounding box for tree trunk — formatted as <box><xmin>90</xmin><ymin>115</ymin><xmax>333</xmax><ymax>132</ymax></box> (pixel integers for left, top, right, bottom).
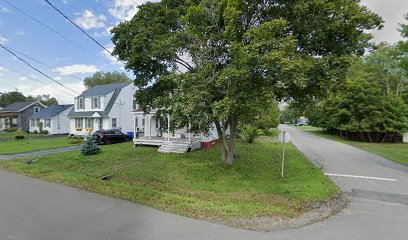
<box><xmin>214</xmin><ymin>121</ymin><xmax>227</xmax><ymax>161</ymax></box>
<box><xmin>225</xmin><ymin>116</ymin><xmax>238</xmax><ymax>165</ymax></box>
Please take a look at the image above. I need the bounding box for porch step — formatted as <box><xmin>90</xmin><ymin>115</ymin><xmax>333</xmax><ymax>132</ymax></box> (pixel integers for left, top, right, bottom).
<box><xmin>158</xmin><ymin>143</ymin><xmax>190</xmax><ymax>153</ymax></box>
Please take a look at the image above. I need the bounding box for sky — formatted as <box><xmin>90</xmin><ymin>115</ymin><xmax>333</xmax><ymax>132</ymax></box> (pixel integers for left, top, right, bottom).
<box><xmin>0</xmin><ymin>0</ymin><xmax>407</xmax><ymax>104</ymax></box>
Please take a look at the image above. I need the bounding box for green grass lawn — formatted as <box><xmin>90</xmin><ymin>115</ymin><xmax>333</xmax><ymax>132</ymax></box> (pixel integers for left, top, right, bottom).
<box><xmin>296</xmin><ymin>126</ymin><xmax>408</xmax><ymax>167</ymax></box>
<box><xmin>0</xmin><ymin>141</ymin><xmax>338</xmax><ymax>222</ymax></box>
<box><xmin>0</xmin><ymin>136</ymin><xmax>82</xmax><ymax>155</ymax></box>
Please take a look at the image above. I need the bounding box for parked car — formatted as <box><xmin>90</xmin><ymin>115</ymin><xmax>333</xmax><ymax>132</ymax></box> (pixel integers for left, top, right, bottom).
<box><xmin>92</xmin><ymin>130</ymin><xmax>131</xmax><ymax>145</ymax></box>
<box><xmin>294</xmin><ymin>122</ymin><xmax>307</xmax><ymax>126</ymax></box>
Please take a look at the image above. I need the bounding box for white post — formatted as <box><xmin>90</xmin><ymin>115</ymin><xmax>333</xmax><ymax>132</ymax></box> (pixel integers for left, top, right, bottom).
<box><xmin>281</xmin><ymin>131</ymin><xmax>286</xmax><ymax>178</ymax></box>
<box><xmin>148</xmin><ymin>115</ymin><xmax>151</xmax><ymax>139</ymax></box>
<box><xmin>133</xmin><ymin>116</ymin><xmax>136</xmax><ymax>139</ymax></box>
<box><xmin>188</xmin><ymin>121</ymin><xmax>191</xmax><ymax>143</ymax></box>
<box><xmin>167</xmin><ymin>114</ymin><xmax>170</xmax><ymax>142</ymax></box>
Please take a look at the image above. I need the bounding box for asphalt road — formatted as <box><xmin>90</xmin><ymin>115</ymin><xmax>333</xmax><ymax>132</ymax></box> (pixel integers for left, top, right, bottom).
<box><xmin>0</xmin><ymin>126</ymin><xmax>407</xmax><ymax>239</ymax></box>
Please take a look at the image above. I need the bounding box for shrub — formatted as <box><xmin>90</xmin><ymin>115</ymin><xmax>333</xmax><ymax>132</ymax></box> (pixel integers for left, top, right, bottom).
<box><xmin>69</xmin><ymin>139</ymin><xmax>82</xmax><ymax>145</ymax></box>
<box><xmin>67</xmin><ymin>133</ymin><xmax>75</xmax><ymax>139</ymax></box>
<box><xmin>4</xmin><ymin>128</ymin><xmax>17</xmax><ymax>132</ymax></box>
<box><xmin>33</xmin><ymin>130</ymin><xmax>38</xmax><ymax>134</ymax></box>
<box><xmin>239</xmin><ymin>124</ymin><xmax>263</xmax><ymax>143</ymax></box>
<box><xmin>81</xmin><ymin>140</ymin><xmax>101</xmax><ymax>155</ymax></box>
<box><xmin>15</xmin><ymin>135</ymin><xmax>25</xmax><ymax>140</ymax></box>
<box><xmin>42</xmin><ymin>130</ymin><xmax>49</xmax><ymax>135</ymax></box>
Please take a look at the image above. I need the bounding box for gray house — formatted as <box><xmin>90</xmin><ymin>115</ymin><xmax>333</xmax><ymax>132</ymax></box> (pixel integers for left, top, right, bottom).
<box><xmin>0</xmin><ymin>101</ymin><xmax>46</xmax><ymax>131</ymax></box>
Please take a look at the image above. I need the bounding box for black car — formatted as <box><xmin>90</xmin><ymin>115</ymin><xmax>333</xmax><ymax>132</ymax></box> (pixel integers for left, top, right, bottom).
<box><xmin>92</xmin><ymin>130</ymin><xmax>131</xmax><ymax>145</ymax></box>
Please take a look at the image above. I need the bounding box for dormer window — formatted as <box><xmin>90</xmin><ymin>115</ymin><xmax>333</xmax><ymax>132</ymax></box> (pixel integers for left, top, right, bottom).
<box><xmin>77</xmin><ymin>98</ymin><xmax>84</xmax><ymax>110</ymax></box>
<box><xmin>34</xmin><ymin>107</ymin><xmax>40</xmax><ymax>113</ymax></box>
<box><xmin>92</xmin><ymin>97</ymin><xmax>101</xmax><ymax>109</ymax></box>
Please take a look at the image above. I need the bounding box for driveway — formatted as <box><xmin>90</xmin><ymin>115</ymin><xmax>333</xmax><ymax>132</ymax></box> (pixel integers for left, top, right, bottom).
<box><xmin>0</xmin><ymin>126</ymin><xmax>407</xmax><ymax>239</ymax></box>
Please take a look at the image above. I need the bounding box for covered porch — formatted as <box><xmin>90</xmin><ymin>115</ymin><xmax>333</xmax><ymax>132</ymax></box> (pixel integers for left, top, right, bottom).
<box><xmin>132</xmin><ymin>110</ymin><xmax>201</xmax><ymax>152</ymax></box>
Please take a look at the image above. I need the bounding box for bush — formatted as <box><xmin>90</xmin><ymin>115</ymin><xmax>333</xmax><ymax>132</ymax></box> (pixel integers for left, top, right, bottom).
<box><xmin>81</xmin><ymin>140</ymin><xmax>101</xmax><ymax>155</ymax></box>
<box><xmin>67</xmin><ymin>133</ymin><xmax>75</xmax><ymax>139</ymax></box>
<box><xmin>42</xmin><ymin>130</ymin><xmax>49</xmax><ymax>135</ymax></box>
<box><xmin>15</xmin><ymin>135</ymin><xmax>25</xmax><ymax>140</ymax></box>
<box><xmin>69</xmin><ymin>139</ymin><xmax>82</xmax><ymax>145</ymax></box>
<box><xmin>4</xmin><ymin>128</ymin><xmax>17</xmax><ymax>132</ymax></box>
<box><xmin>33</xmin><ymin>130</ymin><xmax>38</xmax><ymax>134</ymax></box>
<box><xmin>239</xmin><ymin>124</ymin><xmax>263</xmax><ymax>143</ymax></box>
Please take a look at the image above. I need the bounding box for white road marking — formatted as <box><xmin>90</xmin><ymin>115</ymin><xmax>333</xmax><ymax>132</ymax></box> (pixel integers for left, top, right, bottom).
<box><xmin>324</xmin><ymin>173</ymin><xmax>398</xmax><ymax>182</ymax></box>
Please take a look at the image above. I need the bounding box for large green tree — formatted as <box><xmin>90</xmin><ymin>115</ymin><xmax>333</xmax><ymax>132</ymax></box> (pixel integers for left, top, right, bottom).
<box><xmin>0</xmin><ymin>91</ymin><xmax>26</xmax><ymax>107</ymax></box>
<box><xmin>83</xmin><ymin>71</ymin><xmax>131</xmax><ymax>89</ymax></box>
<box><xmin>317</xmin><ymin>61</ymin><xmax>408</xmax><ymax>142</ymax></box>
<box><xmin>111</xmin><ymin>0</ymin><xmax>382</xmax><ymax>164</ymax></box>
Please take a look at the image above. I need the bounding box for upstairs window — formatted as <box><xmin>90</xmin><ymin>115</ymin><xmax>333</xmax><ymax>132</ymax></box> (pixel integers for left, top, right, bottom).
<box><xmin>92</xmin><ymin>97</ymin><xmax>101</xmax><ymax>109</ymax></box>
<box><xmin>34</xmin><ymin>107</ymin><xmax>40</xmax><ymax>113</ymax></box>
<box><xmin>133</xmin><ymin>99</ymin><xmax>138</xmax><ymax>110</ymax></box>
<box><xmin>77</xmin><ymin>98</ymin><xmax>84</xmax><ymax>110</ymax></box>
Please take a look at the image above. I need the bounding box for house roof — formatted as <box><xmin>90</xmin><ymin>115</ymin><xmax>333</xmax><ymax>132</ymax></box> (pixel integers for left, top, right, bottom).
<box><xmin>68</xmin><ymin>86</ymin><xmax>123</xmax><ymax>118</ymax></box>
<box><xmin>30</xmin><ymin>104</ymin><xmax>73</xmax><ymax>119</ymax></box>
<box><xmin>78</xmin><ymin>82</ymin><xmax>132</xmax><ymax>97</ymax></box>
<box><xmin>0</xmin><ymin>101</ymin><xmax>43</xmax><ymax>113</ymax></box>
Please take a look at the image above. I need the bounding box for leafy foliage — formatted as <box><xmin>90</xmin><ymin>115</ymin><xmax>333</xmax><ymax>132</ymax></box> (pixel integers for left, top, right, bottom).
<box><xmin>111</xmin><ymin>0</ymin><xmax>382</xmax><ymax>164</ymax></box>
<box><xmin>83</xmin><ymin>71</ymin><xmax>131</xmax><ymax>89</ymax></box>
<box><xmin>0</xmin><ymin>91</ymin><xmax>58</xmax><ymax>107</ymax></box>
<box><xmin>81</xmin><ymin>140</ymin><xmax>101</xmax><ymax>156</ymax></box>
<box><xmin>239</xmin><ymin>124</ymin><xmax>263</xmax><ymax>143</ymax></box>
<box><xmin>316</xmin><ymin>61</ymin><xmax>408</xmax><ymax>142</ymax></box>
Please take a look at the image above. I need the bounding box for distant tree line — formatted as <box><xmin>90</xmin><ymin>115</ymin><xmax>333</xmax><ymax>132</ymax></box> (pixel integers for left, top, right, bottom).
<box><xmin>0</xmin><ymin>91</ymin><xmax>58</xmax><ymax>108</ymax></box>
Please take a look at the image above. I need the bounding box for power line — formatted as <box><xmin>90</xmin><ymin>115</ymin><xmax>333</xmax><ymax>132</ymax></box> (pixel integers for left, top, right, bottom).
<box><xmin>0</xmin><ymin>43</ymin><xmax>79</xmax><ymax>95</ymax></box>
<box><xmin>44</xmin><ymin>0</ymin><xmax>125</xmax><ymax>65</ymax></box>
<box><xmin>0</xmin><ymin>64</ymin><xmax>76</xmax><ymax>97</ymax></box>
<box><xmin>1</xmin><ymin>0</ymin><xmax>97</xmax><ymax>58</ymax></box>
<box><xmin>5</xmin><ymin>45</ymin><xmax>83</xmax><ymax>81</ymax></box>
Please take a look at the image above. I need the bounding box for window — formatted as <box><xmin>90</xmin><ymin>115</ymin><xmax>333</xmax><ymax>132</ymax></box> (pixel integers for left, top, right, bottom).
<box><xmin>156</xmin><ymin>117</ymin><xmax>160</xmax><ymax>129</ymax></box>
<box><xmin>11</xmin><ymin>118</ymin><xmax>18</xmax><ymax>125</ymax></box>
<box><xmin>133</xmin><ymin>99</ymin><xmax>138</xmax><ymax>110</ymax></box>
<box><xmin>45</xmin><ymin>119</ymin><xmax>51</xmax><ymax>128</ymax></box>
<box><xmin>142</xmin><ymin>118</ymin><xmax>145</xmax><ymax>127</ymax></box>
<box><xmin>75</xmin><ymin>118</ymin><xmax>83</xmax><ymax>129</ymax></box>
<box><xmin>31</xmin><ymin>119</ymin><xmax>36</xmax><ymax>127</ymax></box>
<box><xmin>34</xmin><ymin>107</ymin><xmax>40</xmax><ymax>113</ymax></box>
<box><xmin>92</xmin><ymin>97</ymin><xmax>100</xmax><ymax>109</ymax></box>
<box><xmin>112</xmin><ymin>118</ymin><xmax>117</xmax><ymax>128</ymax></box>
<box><xmin>77</xmin><ymin>98</ymin><xmax>84</xmax><ymax>110</ymax></box>
<box><xmin>85</xmin><ymin>118</ymin><xmax>94</xmax><ymax>129</ymax></box>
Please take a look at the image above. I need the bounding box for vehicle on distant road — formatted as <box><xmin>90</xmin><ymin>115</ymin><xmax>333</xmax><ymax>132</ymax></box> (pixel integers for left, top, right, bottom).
<box><xmin>294</xmin><ymin>122</ymin><xmax>307</xmax><ymax>127</ymax></box>
<box><xmin>92</xmin><ymin>130</ymin><xmax>131</xmax><ymax>145</ymax></box>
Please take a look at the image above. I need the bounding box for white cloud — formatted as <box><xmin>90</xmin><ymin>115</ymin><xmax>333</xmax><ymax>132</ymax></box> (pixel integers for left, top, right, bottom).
<box><xmin>0</xmin><ymin>66</ymin><xmax>6</xmax><ymax>76</ymax></box>
<box><xmin>0</xmin><ymin>6</ymin><xmax>10</xmax><ymax>13</ymax></box>
<box><xmin>0</xmin><ymin>35</ymin><xmax>8</xmax><ymax>44</ymax></box>
<box><xmin>74</xmin><ymin>10</ymin><xmax>106</xmax><ymax>29</ymax></box>
<box><xmin>101</xmin><ymin>43</ymin><xmax>124</xmax><ymax>67</ymax></box>
<box><xmin>109</xmin><ymin>0</ymin><xmax>147</xmax><ymax>22</ymax></box>
<box><xmin>17</xmin><ymin>81</ymin><xmax>85</xmax><ymax>104</ymax></box>
<box><xmin>53</xmin><ymin>64</ymin><xmax>99</xmax><ymax>75</ymax></box>
<box><xmin>19</xmin><ymin>76</ymin><xmax>28</xmax><ymax>81</ymax></box>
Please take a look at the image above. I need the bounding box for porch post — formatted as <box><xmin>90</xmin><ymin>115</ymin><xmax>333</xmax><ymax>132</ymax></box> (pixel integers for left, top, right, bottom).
<box><xmin>188</xmin><ymin>120</ymin><xmax>191</xmax><ymax>143</ymax></box>
<box><xmin>167</xmin><ymin>114</ymin><xmax>170</xmax><ymax>142</ymax></box>
<box><xmin>133</xmin><ymin>116</ymin><xmax>136</xmax><ymax>139</ymax></box>
<box><xmin>148</xmin><ymin>115</ymin><xmax>151</xmax><ymax>139</ymax></box>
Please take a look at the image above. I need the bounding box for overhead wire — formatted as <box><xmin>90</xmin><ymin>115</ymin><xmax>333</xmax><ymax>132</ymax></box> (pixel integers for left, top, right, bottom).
<box><xmin>44</xmin><ymin>0</ymin><xmax>126</xmax><ymax>65</ymax></box>
<box><xmin>0</xmin><ymin>43</ymin><xmax>79</xmax><ymax>95</ymax></box>
<box><xmin>5</xmin><ymin>45</ymin><xmax>83</xmax><ymax>81</ymax></box>
<box><xmin>0</xmin><ymin>64</ymin><xmax>76</xmax><ymax>97</ymax></box>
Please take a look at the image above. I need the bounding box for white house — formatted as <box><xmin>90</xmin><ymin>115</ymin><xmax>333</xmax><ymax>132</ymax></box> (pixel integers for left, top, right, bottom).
<box><xmin>68</xmin><ymin>82</ymin><xmax>136</xmax><ymax>136</ymax></box>
<box><xmin>29</xmin><ymin>104</ymin><xmax>73</xmax><ymax>134</ymax></box>
<box><xmin>132</xmin><ymin>108</ymin><xmax>219</xmax><ymax>153</ymax></box>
